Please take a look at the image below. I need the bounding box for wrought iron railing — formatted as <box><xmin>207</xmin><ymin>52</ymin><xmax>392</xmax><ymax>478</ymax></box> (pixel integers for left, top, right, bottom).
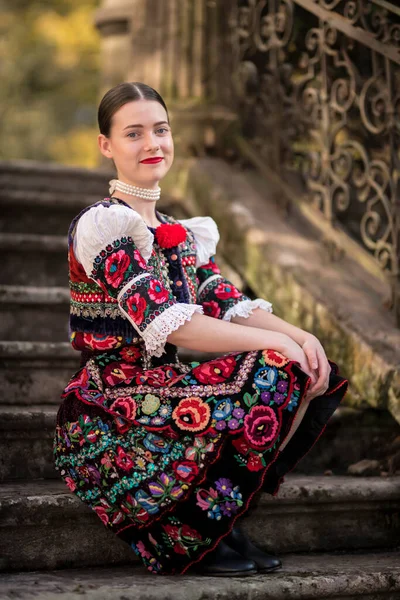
<box><xmin>228</xmin><ymin>0</ymin><xmax>400</xmax><ymax>324</ymax></box>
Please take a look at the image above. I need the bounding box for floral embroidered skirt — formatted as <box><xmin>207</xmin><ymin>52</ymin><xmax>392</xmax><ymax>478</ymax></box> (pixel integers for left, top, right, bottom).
<box><xmin>53</xmin><ymin>343</ymin><xmax>348</xmax><ymax>575</ymax></box>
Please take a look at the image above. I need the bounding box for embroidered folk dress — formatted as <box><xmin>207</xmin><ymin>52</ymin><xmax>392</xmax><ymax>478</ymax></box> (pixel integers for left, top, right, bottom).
<box><xmin>53</xmin><ymin>196</ymin><xmax>349</xmax><ymax>575</ymax></box>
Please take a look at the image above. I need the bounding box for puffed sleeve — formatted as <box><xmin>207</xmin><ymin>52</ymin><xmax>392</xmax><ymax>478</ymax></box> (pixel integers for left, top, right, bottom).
<box><xmin>179</xmin><ymin>216</ymin><xmax>273</xmax><ymax>321</ymax></box>
<box><xmin>74</xmin><ymin>204</ymin><xmax>203</xmax><ymax>357</ymax></box>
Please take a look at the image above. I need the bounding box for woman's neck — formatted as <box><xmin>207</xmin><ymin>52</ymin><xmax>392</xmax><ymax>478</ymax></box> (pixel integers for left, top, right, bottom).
<box><xmin>112</xmin><ymin>192</ymin><xmax>161</xmax><ymax>228</ymax></box>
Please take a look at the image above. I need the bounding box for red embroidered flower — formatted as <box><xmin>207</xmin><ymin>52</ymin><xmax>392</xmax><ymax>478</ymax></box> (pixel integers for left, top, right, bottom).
<box><xmin>172</xmin><ymin>460</ymin><xmax>199</xmax><ymax>483</ymax></box>
<box><xmin>136</xmin><ymin>508</ymin><xmax>150</xmax><ymax>523</ymax></box>
<box><xmin>163</xmin><ymin>524</ymin><xmax>181</xmax><ymax>541</ymax></box>
<box><xmin>155</xmin><ymin>223</ymin><xmax>187</xmax><ymax>248</ymax></box>
<box><xmin>201</xmin><ymin>259</ymin><xmax>221</xmax><ymax>275</ymax></box>
<box><xmin>105</xmin><ymin>250</ymin><xmax>130</xmax><ymax>288</ymax></box>
<box><xmin>148</xmin><ymin>279</ymin><xmax>169</xmax><ymax>304</ymax></box>
<box><xmin>203</xmin><ymin>300</ymin><xmax>221</xmax><ymax>318</ymax></box>
<box><xmin>120</xmin><ymin>346</ymin><xmax>141</xmax><ymax>363</ymax></box>
<box><xmin>133</xmin><ymin>249</ymin><xmax>148</xmax><ymax>270</ymax></box>
<box><xmin>110</xmin><ymin>396</ymin><xmax>137</xmax><ymax>420</ymax></box>
<box><xmin>247</xmin><ymin>453</ymin><xmax>264</xmax><ymax>472</ymax></box>
<box><xmin>181</xmin><ymin>525</ymin><xmax>201</xmax><ymax>541</ymax></box>
<box><xmin>94</xmin><ymin>506</ymin><xmax>109</xmax><ymax>525</ymax></box>
<box><xmin>244</xmin><ymin>405</ymin><xmax>280</xmax><ymax>448</ymax></box>
<box><xmin>63</xmin><ymin>367</ymin><xmax>89</xmax><ymax>397</ymax></box>
<box><xmin>172</xmin><ymin>397</ymin><xmax>211</xmax><ymax>432</ymax></box>
<box><xmin>192</xmin><ymin>356</ymin><xmax>236</xmax><ymax>384</ymax></box>
<box><xmin>115</xmin><ymin>445</ymin><xmax>135</xmax><ymax>471</ymax></box>
<box><xmin>82</xmin><ymin>333</ymin><xmax>120</xmax><ymax>350</ymax></box>
<box><xmin>135</xmin><ymin>367</ymin><xmax>167</xmax><ymax>387</ymax></box>
<box><xmin>174</xmin><ymin>543</ymin><xmax>187</xmax><ymax>555</ymax></box>
<box><xmin>102</xmin><ymin>362</ymin><xmax>141</xmax><ymax>387</ymax></box>
<box><xmin>232</xmin><ymin>435</ymin><xmax>251</xmax><ymax>455</ymax></box>
<box><xmin>125</xmin><ymin>293</ymin><xmax>147</xmax><ymax>325</ymax></box>
<box><xmin>262</xmin><ymin>349</ymin><xmax>290</xmax><ymax>367</ymax></box>
<box><xmin>65</xmin><ymin>476</ymin><xmax>77</xmax><ymax>491</ymax></box>
<box><xmin>115</xmin><ymin>416</ymin><xmax>132</xmax><ymax>435</ymax></box>
<box><xmin>214</xmin><ymin>282</ymin><xmax>242</xmax><ymax>300</ymax></box>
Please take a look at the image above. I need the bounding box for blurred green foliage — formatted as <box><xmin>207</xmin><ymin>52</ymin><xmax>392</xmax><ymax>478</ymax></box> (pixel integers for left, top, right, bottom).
<box><xmin>0</xmin><ymin>0</ymin><xmax>101</xmax><ymax>166</ymax></box>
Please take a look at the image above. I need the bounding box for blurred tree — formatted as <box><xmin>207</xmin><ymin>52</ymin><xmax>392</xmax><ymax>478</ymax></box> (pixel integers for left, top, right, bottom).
<box><xmin>0</xmin><ymin>0</ymin><xmax>101</xmax><ymax>166</ymax></box>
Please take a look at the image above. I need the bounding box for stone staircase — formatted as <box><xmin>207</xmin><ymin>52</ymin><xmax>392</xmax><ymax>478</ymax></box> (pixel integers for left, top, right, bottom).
<box><xmin>0</xmin><ymin>160</ymin><xmax>399</xmax><ymax>599</ymax></box>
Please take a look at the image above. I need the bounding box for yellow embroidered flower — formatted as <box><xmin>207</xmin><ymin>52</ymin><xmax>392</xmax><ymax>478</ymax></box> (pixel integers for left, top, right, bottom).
<box><xmin>142</xmin><ymin>394</ymin><xmax>161</xmax><ymax>415</ymax></box>
<box><xmin>135</xmin><ymin>457</ymin><xmax>146</xmax><ymax>469</ymax></box>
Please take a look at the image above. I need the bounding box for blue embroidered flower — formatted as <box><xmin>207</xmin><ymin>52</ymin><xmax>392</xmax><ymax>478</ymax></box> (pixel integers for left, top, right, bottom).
<box><xmin>212</xmin><ymin>398</ymin><xmax>233</xmax><ymax>421</ymax></box>
<box><xmin>254</xmin><ymin>366</ymin><xmax>278</xmax><ymax>391</ymax></box>
<box><xmin>207</xmin><ymin>506</ymin><xmax>222</xmax><ymax>520</ymax></box>
<box><xmin>287</xmin><ymin>390</ymin><xmax>300</xmax><ymax>412</ymax></box>
<box><xmin>230</xmin><ymin>485</ymin><xmax>242</xmax><ymax>500</ymax></box>
<box><xmin>143</xmin><ymin>433</ymin><xmax>170</xmax><ymax>453</ymax></box>
<box><xmin>135</xmin><ymin>489</ymin><xmax>160</xmax><ymax>514</ymax></box>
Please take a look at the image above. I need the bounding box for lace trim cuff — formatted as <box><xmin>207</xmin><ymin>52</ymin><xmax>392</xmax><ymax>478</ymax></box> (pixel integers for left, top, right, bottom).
<box><xmin>142</xmin><ymin>303</ymin><xmax>204</xmax><ymax>357</ymax></box>
<box><xmin>222</xmin><ymin>298</ymin><xmax>273</xmax><ymax>322</ymax></box>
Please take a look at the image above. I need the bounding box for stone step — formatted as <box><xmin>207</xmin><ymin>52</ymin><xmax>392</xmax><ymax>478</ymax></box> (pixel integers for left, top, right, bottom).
<box><xmin>0</xmin><ymin>342</ymin><xmax>81</xmax><ymax>407</ymax></box>
<box><xmin>0</xmin><ymin>341</ymin><xmax>214</xmax><ymax>407</ymax></box>
<box><xmin>0</xmin><ymin>400</ymin><xmax>395</xmax><ymax>482</ymax></box>
<box><xmin>1</xmin><ymin>341</ymin><xmax>399</xmax><ymax>477</ymax></box>
<box><xmin>0</xmin><ymin>285</ymin><xmax>70</xmax><ymax>341</ymax></box>
<box><xmin>0</xmin><ymin>476</ymin><xmax>399</xmax><ymax>573</ymax></box>
<box><xmin>0</xmin><ymin>190</ymin><xmax>102</xmax><ymax>236</ymax></box>
<box><xmin>0</xmin><ymin>190</ymin><xmax>101</xmax><ymax>236</ymax></box>
<box><xmin>0</xmin><ymin>161</ymin><xmax>111</xmax><ymax>235</ymax></box>
<box><xmin>0</xmin><ymin>233</ymin><xmax>68</xmax><ymax>287</ymax></box>
<box><xmin>0</xmin><ymin>404</ymin><xmax>58</xmax><ymax>481</ymax></box>
<box><xmin>1</xmin><ymin>189</ymin><xmax>181</xmax><ymax>236</ymax></box>
<box><xmin>1</xmin><ymin>552</ymin><xmax>400</xmax><ymax>599</ymax></box>
<box><xmin>0</xmin><ymin>159</ymin><xmax>111</xmax><ymax>196</ymax></box>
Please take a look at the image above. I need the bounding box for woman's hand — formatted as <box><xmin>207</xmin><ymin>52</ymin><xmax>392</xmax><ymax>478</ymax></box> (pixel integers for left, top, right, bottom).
<box><xmin>301</xmin><ymin>334</ymin><xmax>331</xmax><ymax>400</ymax></box>
<box><xmin>280</xmin><ymin>336</ymin><xmax>318</xmax><ymax>389</ymax></box>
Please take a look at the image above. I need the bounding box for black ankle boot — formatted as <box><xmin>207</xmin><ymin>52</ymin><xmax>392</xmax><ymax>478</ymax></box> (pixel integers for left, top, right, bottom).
<box><xmin>225</xmin><ymin>526</ymin><xmax>282</xmax><ymax>573</ymax></box>
<box><xmin>194</xmin><ymin>539</ymin><xmax>258</xmax><ymax>577</ymax></box>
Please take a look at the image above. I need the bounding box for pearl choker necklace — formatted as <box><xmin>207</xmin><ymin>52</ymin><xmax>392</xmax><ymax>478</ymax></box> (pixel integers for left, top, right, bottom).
<box><xmin>109</xmin><ymin>179</ymin><xmax>161</xmax><ymax>201</ymax></box>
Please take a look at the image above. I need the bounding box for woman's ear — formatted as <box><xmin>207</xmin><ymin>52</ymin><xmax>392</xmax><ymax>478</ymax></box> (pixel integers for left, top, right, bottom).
<box><xmin>98</xmin><ymin>134</ymin><xmax>113</xmax><ymax>159</ymax></box>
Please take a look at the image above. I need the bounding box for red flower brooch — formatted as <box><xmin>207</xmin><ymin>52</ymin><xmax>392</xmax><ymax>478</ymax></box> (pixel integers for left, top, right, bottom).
<box><xmin>155</xmin><ymin>223</ymin><xmax>187</xmax><ymax>249</ymax></box>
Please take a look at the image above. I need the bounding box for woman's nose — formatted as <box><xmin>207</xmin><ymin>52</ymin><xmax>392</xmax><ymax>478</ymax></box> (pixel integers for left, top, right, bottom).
<box><xmin>143</xmin><ymin>133</ymin><xmax>160</xmax><ymax>151</ymax></box>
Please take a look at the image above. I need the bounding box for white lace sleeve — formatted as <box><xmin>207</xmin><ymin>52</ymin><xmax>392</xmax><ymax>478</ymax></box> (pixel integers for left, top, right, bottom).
<box><xmin>73</xmin><ymin>204</ymin><xmax>154</xmax><ymax>276</ymax></box>
<box><xmin>138</xmin><ymin>304</ymin><xmax>204</xmax><ymax>357</ymax></box>
<box><xmin>178</xmin><ymin>216</ymin><xmax>220</xmax><ymax>268</ymax></box>
<box><xmin>223</xmin><ymin>298</ymin><xmax>273</xmax><ymax>322</ymax></box>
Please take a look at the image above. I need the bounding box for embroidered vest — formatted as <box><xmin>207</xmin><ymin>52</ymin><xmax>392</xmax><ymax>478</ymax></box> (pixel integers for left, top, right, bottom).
<box><xmin>68</xmin><ymin>198</ymin><xmax>199</xmax><ymax>341</ymax></box>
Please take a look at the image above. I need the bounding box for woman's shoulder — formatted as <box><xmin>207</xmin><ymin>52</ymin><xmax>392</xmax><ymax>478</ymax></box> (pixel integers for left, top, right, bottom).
<box><xmin>177</xmin><ymin>215</ymin><xmax>220</xmax><ymax>267</ymax></box>
<box><xmin>71</xmin><ymin>198</ymin><xmax>154</xmax><ymax>269</ymax></box>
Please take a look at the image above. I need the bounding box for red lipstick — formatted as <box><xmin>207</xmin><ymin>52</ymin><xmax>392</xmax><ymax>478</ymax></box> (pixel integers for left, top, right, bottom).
<box><xmin>140</xmin><ymin>157</ymin><xmax>164</xmax><ymax>164</ymax></box>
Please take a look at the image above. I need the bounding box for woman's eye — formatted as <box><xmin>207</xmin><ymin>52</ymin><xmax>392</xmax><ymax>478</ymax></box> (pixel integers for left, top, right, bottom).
<box><xmin>127</xmin><ymin>132</ymin><xmax>139</xmax><ymax>138</ymax></box>
<box><xmin>157</xmin><ymin>127</ymin><xmax>169</xmax><ymax>134</ymax></box>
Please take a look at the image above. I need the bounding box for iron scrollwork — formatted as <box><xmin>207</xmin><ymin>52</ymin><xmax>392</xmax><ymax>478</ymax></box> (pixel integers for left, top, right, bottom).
<box><xmin>229</xmin><ymin>0</ymin><xmax>400</xmax><ymax>323</ymax></box>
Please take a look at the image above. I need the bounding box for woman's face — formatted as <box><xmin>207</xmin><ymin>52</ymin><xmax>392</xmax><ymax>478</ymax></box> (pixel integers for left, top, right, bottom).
<box><xmin>98</xmin><ymin>99</ymin><xmax>174</xmax><ymax>188</ymax></box>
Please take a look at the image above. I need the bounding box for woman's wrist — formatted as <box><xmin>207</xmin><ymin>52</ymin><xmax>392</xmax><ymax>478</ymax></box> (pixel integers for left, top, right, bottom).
<box><xmin>298</xmin><ymin>330</ymin><xmax>314</xmax><ymax>347</ymax></box>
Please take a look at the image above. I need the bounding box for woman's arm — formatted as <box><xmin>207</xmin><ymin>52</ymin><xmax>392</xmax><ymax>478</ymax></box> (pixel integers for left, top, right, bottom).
<box><xmin>166</xmin><ymin>312</ymin><xmax>314</xmax><ymax>382</ymax></box>
<box><xmin>231</xmin><ymin>308</ymin><xmax>309</xmax><ymax>346</ymax></box>
<box><xmin>231</xmin><ymin>308</ymin><xmax>330</xmax><ymax>397</ymax></box>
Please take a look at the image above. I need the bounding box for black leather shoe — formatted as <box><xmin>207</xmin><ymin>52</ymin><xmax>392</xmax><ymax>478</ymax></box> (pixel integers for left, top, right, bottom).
<box><xmin>225</xmin><ymin>526</ymin><xmax>282</xmax><ymax>573</ymax></box>
<box><xmin>194</xmin><ymin>539</ymin><xmax>258</xmax><ymax>577</ymax></box>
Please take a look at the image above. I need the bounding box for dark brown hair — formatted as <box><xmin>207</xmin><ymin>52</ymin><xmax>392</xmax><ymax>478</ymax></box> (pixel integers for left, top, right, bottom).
<box><xmin>98</xmin><ymin>82</ymin><xmax>169</xmax><ymax>137</ymax></box>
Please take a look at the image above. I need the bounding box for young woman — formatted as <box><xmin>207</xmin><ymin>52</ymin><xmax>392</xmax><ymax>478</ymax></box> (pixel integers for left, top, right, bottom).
<box><xmin>53</xmin><ymin>82</ymin><xmax>348</xmax><ymax>577</ymax></box>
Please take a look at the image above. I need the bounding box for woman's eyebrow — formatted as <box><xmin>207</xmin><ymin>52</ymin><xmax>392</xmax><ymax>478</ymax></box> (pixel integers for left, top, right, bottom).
<box><xmin>123</xmin><ymin>121</ymin><xmax>169</xmax><ymax>130</ymax></box>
